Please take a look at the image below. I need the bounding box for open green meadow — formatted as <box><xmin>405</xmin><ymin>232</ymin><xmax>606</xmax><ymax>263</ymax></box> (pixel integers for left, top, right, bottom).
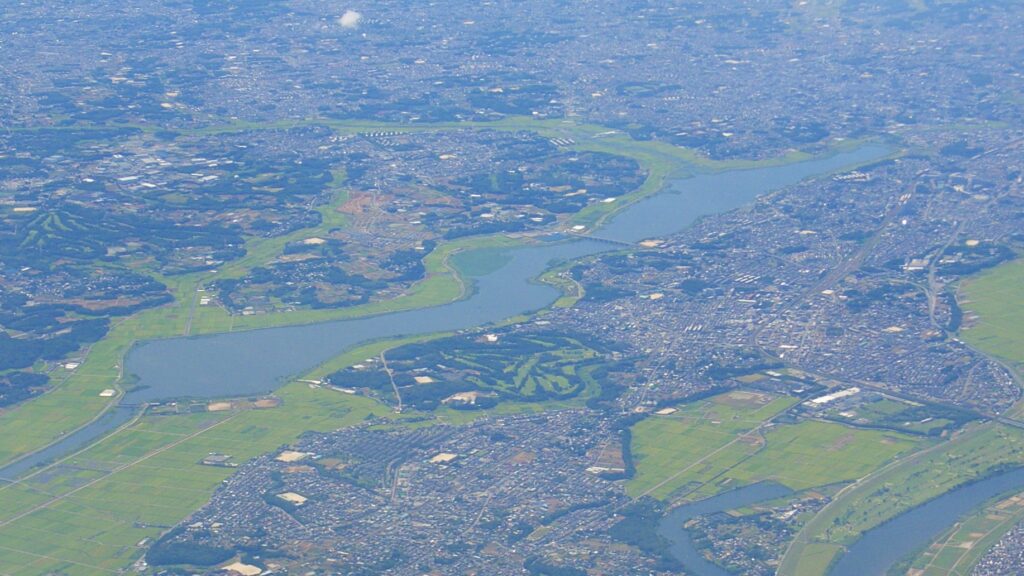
<box><xmin>728</xmin><ymin>420</ymin><xmax>918</xmax><ymax>492</ymax></box>
<box><xmin>627</xmin><ymin>392</ymin><xmax>797</xmax><ymax>499</ymax></box>
<box><xmin>627</xmin><ymin>391</ymin><xmax>919</xmax><ymax>502</ymax></box>
<box><xmin>960</xmin><ymin>258</ymin><xmax>1024</xmax><ymax>371</ymax></box>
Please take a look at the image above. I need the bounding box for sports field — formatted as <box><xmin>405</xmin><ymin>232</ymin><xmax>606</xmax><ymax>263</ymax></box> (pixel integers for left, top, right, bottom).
<box><xmin>906</xmin><ymin>489</ymin><xmax>1024</xmax><ymax>576</ymax></box>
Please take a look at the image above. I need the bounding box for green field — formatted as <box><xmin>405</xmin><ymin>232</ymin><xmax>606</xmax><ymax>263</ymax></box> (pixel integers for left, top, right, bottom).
<box><xmin>627</xmin><ymin>392</ymin><xmax>798</xmax><ymax>499</ymax></box>
<box><xmin>627</xmin><ymin>392</ymin><xmax>918</xmax><ymax>502</ymax></box>
<box><xmin>960</xmin><ymin>258</ymin><xmax>1024</xmax><ymax>371</ymax></box>
<box><xmin>731</xmin><ymin>420</ymin><xmax>918</xmax><ymax>491</ymax></box>
<box><xmin>779</xmin><ymin>423</ymin><xmax>1024</xmax><ymax>576</ymax></box>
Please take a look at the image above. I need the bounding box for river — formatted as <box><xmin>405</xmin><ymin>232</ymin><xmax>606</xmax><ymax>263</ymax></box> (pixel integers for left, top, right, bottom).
<box><xmin>654</xmin><ymin>468</ymin><xmax>1024</xmax><ymax>576</ymax></box>
<box><xmin>0</xmin><ymin>144</ymin><xmax>888</xmax><ymax>485</ymax></box>
<box><xmin>658</xmin><ymin>482</ymin><xmax>794</xmax><ymax>576</ymax></box>
<box><xmin>830</xmin><ymin>466</ymin><xmax>1024</xmax><ymax>576</ymax></box>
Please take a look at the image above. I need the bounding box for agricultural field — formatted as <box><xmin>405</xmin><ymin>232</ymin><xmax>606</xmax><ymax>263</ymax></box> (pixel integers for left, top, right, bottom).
<box><xmin>960</xmin><ymin>259</ymin><xmax>1024</xmax><ymax>371</ymax></box>
<box><xmin>627</xmin><ymin>391</ymin><xmax>920</xmax><ymax>502</ymax></box>
<box><xmin>627</xmin><ymin>391</ymin><xmax>796</xmax><ymax>499</ymax></box>
<box><xmin>726</xmin><ymin>421</ymin><xmax>918</xmax><ymax>492</ymax></box>
<box><xmin>0</xmin><ymin>343</ymin><xmax>410</xmax><ymax>575</ymax></box>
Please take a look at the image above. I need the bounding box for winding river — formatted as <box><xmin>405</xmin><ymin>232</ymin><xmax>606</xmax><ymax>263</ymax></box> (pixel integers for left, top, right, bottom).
<box><xmin>118</xmin><ymin>146</ymin><xmax>889</xmax><ymax>405</ymax></box>
<box><xmin>0</xmin><ymin>146</ymin><xmax>889</xmax><ymax>507</ymax></box>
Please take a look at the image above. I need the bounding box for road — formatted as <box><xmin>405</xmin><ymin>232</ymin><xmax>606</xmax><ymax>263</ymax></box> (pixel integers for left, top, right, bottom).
<box><xmin>380</xmin><ymin>350</ymin><xmax>403</xmax><ymax>413</ymax></box>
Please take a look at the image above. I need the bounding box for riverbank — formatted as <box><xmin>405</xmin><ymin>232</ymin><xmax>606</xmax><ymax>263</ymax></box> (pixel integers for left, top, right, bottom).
<box><xmin>830</xmin><ymin>466</ymin><xmax>1024</xmax><ymax>576</ymax></box>
<box><xmin>779</xmin><ymin>423</ymin><xmax>1024</xmax><ymax>576</ymax></box>
<box><xmin>0</xmin><ymin>117</ymin><xmax>679</xmax><ymax>469</ymax></box>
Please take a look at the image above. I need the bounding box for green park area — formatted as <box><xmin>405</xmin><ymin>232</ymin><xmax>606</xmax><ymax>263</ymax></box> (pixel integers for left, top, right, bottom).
<box><xmin>326</xmin><ymin>331</ymin><xmax>619</xmax><ymax>411</ymax></box>
<box><xmin>627</xmin><ymin>391</ymin><xmax>919</xmax><ymax>502</ymax></box>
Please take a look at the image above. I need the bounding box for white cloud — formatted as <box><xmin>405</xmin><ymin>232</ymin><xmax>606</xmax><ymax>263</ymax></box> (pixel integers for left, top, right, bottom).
<box><xmin>339</xmin><ymin>10</ymin><xmax>362</xmax><ymax>29</ymax></box>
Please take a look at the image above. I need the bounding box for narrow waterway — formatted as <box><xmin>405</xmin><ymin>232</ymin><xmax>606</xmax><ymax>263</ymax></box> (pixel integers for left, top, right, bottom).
<box><xmin>658</xmin><ymin>482</ymin><xmax>794</xmax><ymax>576</ymax></box>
